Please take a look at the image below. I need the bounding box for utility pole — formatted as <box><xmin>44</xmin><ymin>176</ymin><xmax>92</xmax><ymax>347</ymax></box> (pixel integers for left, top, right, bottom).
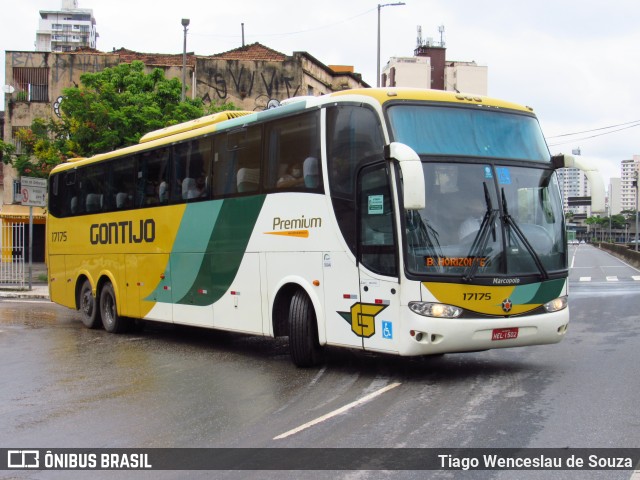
<box><xmin>181</xmin><ymin>18</ymin><xmax>190</xmax><ymax>102</ymax></box>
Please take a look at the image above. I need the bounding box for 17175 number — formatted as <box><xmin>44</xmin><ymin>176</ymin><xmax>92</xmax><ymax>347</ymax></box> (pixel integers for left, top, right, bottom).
<box><xmin>51</xmin><ymin>231</ymin><xmax>68</xmax><ymax>242</ymax></box>
<box><xmin>463</xmin><ymin>292</ymin><xmax>492</xmax><ymax>301</ymax></box>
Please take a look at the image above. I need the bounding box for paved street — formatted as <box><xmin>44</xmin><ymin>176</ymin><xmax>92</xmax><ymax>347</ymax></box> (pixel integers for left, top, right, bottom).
<box><xmin>0</xmin><ymin>247</ymin><xmax>638</xmax><ymax>479</ymax></box>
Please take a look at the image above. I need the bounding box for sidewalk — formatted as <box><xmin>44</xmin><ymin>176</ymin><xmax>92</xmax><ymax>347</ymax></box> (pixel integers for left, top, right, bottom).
<box><xmin>0</xmin><ymin>263</ymin><xmax>50</xmax><ymax>300</ymax></box>
<box><xmin>0</xmin><ymin>283</ymin><xmax>50</xmax><ymax>300</ymax></box>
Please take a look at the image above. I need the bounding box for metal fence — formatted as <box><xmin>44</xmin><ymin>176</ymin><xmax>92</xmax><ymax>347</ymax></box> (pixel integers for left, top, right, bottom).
<box><xmin>0</xmin><ymin>222</ymin><xmax>25</xmax><ymax>286</ymax></box>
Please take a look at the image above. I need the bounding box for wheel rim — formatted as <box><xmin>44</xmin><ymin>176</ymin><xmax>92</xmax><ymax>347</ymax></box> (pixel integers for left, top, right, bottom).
<box><xmin>81</xmin><ymin>289</ymin><xmax>93</xmax><ymax>317</ymax></box>
<box><xmin>103</xmin><ymin>293</ymin><xmax>115</xmax><ymax>328</ymax></box>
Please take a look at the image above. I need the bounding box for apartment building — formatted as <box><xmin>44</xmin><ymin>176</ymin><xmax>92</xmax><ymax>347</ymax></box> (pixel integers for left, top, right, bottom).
<box><xmin>36</xmin><ymin>0</ymin><xmax>98</xmax><ymax>52</ymax></box>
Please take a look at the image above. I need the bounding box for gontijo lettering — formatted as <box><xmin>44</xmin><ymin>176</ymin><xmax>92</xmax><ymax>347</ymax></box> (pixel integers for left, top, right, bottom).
<box><xmin>90</xmin><ymin>219</ymin><xmax>156</xmax><ymax>245</ymax></box>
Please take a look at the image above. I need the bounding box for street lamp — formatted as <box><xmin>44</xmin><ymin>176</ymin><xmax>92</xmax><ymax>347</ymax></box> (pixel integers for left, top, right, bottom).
<box><xmin>634</xmin><ymin>170</ymin><xmax>639</xmax><ymax>251</ymax></box>
<box><xmin>181</xmin><ymin>18</ymin><xmax>190</xmax><ymax>102</ymax></box>
<box><xmin>377</xmin><ymin>2</ymin><xmax>405</xmax><ymax>87</ymax></box>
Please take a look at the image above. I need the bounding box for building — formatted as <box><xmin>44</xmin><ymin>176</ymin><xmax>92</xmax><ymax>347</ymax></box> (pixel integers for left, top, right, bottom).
<box><xmin>36</xmin><ymin>0</ymin><xmax>98</xmax><ymax>52</ymax></box>
<box><xmin>556</xmin><ymin>167</ymin><xmax>592</xmax><ymax>218</ymax></box>
<box><xmin>2</xmin><ymin>43</ymin><xmax>368</xmax><ymax>262</ymax></box>
<box><xmin>380</xmin><ymin>56</ymin><xmax>430</xmax><ymax>89</ymax></box>
<box><xmin>620</xmin><ymin>156</ymin><xmax>639</xmax><ymax>213</ymax></box>
<box><xmin>381</xmin><ymin>33</ymin><xmax>487</xmax><ymax>95</ymax></box>
<box><xmin>444</xmin><ymin>60</ymin><xmax>488</xmax><ymax>96</ymax></box>
<box><xmin>609</xmin><ymin>177</ymin><xmax>622</xmax><ymax>215</ymax></box>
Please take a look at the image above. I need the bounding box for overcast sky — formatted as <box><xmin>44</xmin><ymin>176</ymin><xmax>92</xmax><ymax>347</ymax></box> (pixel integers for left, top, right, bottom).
<box><xmin>3</xmin><ymin>0</ymin><xmax>639</xmax><ymax>187</ymax></box>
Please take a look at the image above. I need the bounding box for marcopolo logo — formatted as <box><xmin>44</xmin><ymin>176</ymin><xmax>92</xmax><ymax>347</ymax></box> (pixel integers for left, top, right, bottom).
<box><xmin>492</xmin><ymin>277</ymin><xmax>521</xmax><ymax>285</ymax></box>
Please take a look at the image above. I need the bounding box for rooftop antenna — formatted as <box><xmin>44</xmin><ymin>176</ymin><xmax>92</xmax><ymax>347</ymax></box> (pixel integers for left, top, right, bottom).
<box><xmin>438</xmin><ymin>24</ymin><xmax>445</xmax><ymax>47</ymax></box>
<box><xmin>417</xmin><ymin>25</ymin><xmax>423</xmax><ymax>48</ymax></box>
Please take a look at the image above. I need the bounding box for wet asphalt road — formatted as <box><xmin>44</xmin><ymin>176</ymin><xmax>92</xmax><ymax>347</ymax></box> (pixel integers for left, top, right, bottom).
<box><xmin>0</xmin><ymin>244</ymin><xmax>638</xmax><ymax>480</ymax></box>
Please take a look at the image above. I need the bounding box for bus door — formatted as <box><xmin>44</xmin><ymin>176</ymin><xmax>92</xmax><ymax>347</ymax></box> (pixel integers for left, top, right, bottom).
<box><xmin>357</xmin><ymin>164</ymin><xmax>400</xmax><ymax>354</ymax></box>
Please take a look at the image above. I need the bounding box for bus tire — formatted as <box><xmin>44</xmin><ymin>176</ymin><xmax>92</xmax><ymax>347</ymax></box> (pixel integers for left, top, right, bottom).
<box><xmin>79</xmin><ymin>279</ymin><xmax>101</xmax><ymax>329</ymax></box>
<box><xmin>289</xmin><ymin>290</ymin><xmax>322</xmax><ymax>367</ymax></box>
<box><xmin>100</xmin><ymin>282</ymin><xmax>128</xmax><ymax>333</ymax></box>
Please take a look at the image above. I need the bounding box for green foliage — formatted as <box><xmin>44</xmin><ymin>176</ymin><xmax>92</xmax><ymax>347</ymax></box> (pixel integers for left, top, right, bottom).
<box><xmin>4</xmin><ymin>60</ymin><xmax>237</xmax><ymax>177</ymax></box>
<box><xmin>586</xmin><ymin>214</ymin><xmax>630</xmax><ymax>230</ymax></box>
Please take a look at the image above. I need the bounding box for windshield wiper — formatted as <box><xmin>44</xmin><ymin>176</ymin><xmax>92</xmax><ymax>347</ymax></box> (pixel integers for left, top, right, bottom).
<box><xmin>501</xmin><ymin>188</ymin><xmax>549</xmax><ymax>280</ymax></box>
<box><xmin>406</xmin><ymin>210</ymin><xmax>444</xmax><ymax>271</ymax></box>
<box><xmin>463</xmin><ymin>182</ymin><xmax>498</xmax><ymax>282</ymax></box>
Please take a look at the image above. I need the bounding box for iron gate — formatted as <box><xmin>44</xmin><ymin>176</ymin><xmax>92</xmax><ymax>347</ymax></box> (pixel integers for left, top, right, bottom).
<box><xmin>0</xmin><ymin>222</ymin><xmax>25</xmax><ymax>286</ymax></box>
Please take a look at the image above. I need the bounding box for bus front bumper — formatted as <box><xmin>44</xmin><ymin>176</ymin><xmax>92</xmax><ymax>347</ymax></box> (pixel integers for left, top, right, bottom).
<box><xmin>395</xmin><ymin>307</ymin><xmax>570</xmax><ymax>357</ymax></box>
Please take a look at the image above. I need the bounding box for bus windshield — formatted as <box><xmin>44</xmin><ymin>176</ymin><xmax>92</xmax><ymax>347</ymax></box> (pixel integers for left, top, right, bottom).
<box><xmin>403</xmin><ymin>162</ymin><xmax>566</xmax><ymax>279</ymax></box>
<box><xmin>387</xmin><ymin>104</ymin><xmax>549</xmax><ymax>161</ymax></box>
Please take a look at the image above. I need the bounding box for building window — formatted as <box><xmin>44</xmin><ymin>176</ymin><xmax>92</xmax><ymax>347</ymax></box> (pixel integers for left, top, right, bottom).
<box><xmin>13</xmin><ymin>180</ymin><xmax>22</xmax><ymax>204</ymax></box>
<box><xmin>12</xmin><ymin>67</ymin><xmax>49</xmax><ymax>102</ymax></box>
<box><xmin>11</xmin><ymin>127</ymin><xmax>26</xmax><ymax>155</ymax></box>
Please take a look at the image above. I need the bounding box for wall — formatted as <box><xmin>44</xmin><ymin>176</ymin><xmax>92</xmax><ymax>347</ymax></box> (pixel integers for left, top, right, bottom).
<box><xmin>196</xmin><ymin>57</ymin><xmax>304</xmax><ymax>111</ymax></box>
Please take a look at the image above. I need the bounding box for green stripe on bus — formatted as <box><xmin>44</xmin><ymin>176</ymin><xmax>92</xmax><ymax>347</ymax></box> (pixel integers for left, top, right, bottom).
<box><xmin>146</xmin><ymin>196</ymin><xmax>266</xmax><ymax>306</ymax></box>
<box><xmin>528</xmin><ymin>278</ymin><xmax>565</xmax><ymax>305</ymax></box>
<box><xmin>176</xmin><ymin>195</ymin><xmax>266</xmax><ymax>306</ymax></box>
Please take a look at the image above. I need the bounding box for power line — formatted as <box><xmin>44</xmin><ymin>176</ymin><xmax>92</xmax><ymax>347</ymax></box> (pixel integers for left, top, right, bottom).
<box><xmin>547</xmin><ymin>121</ymin><xmax>640</xmax><ymax>147</ymax></box>
<box><xmin>546</xmin><ymin>120</ymin><xmax>640</xmax><ymax>139</ymax></box>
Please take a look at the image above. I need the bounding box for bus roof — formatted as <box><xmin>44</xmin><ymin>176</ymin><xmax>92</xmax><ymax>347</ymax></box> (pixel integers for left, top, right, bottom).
<box><xmin>50</xmin><ymin>88</ymin><xmax>534</xmax><ymax>174</ymax></box>
<box><xmin>328</xmin><ymin>88</ymin><xmax>534</xmax><ymax>113</ymax></box>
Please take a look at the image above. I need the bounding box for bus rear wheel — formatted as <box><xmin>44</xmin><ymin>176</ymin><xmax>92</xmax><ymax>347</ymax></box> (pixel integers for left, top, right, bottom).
<box><xmin>79</xmin><ymin>279</ymin><xmax>101</xmax><ymax>329</ymax></box>
<box><xmin>100</xmin><ymin>282</ymin><xmax>128</xmax><ymax>333</ymax></box>
<box><xmin>289</xmin><ymin>290</ymin><xmax>322</xmax><ymax>367</ymax></box>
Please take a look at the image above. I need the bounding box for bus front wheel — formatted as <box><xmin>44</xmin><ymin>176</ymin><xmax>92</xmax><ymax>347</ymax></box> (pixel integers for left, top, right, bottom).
<box><xmin>100</xmin><ymin>282</ymin><xmax>128</xmax><ymax>333</ymax></box>
<box><xmin>289</xmin><ymin>290</ymin><xmax>322</xmax><ymax>367</ymax></box>
<box><xmin>79</xmin><ymin>279</ymin><xmax>101</xmax><ymax>329</ymax></box>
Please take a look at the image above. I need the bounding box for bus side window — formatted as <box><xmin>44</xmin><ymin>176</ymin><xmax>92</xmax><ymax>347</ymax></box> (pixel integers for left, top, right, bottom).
<box><xmin>264</xmin><ymin>111</ymin><xmax>321</xmax><ymax>191</ymax></box>
<box><xmin>83</xmin><ymin>164</ymin><xmax>106</xmax><ymax>213</ymax></box>
<box><xmin>173</xmin><ymin>139</ymin><xmax>211</xmax><ymax>202</ymax></box>
<box><xmin>212</xmin><ymin>136</ymin><xmax>237</xmax><ymax>198</ymax></box>
<box><xmin>229</xmin><ymin>125</ymin><xmax>261</xmax><ymax>195</ymax></box>
<box><xmin>110</xmin><ymin>156</ymin><xmax>136</xmax><ymax>210</ymax></box>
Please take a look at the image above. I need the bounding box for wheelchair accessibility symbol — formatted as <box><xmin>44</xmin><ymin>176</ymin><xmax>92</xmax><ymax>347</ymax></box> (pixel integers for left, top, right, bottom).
<box><xmin>382</xmin><ymin>321</ymin><xmax>393</xmax><ymax>339</ymax></box>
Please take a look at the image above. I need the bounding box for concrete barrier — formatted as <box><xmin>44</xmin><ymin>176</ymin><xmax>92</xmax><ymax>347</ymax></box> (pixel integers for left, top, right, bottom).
<box><xmin>597</xmin><ymin>243</ymin><xmax>640</xmax><ymax>269</ymax></box>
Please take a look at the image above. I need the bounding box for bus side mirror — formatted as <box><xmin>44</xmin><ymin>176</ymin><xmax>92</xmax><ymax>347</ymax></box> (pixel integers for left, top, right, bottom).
<box><xmin>551</xmin><ymin>153</ymin><xmax>606</xmax><ymax>213</ymax></box>
<box><xmin>385</xmin><ymin>142</ymin><xmax>425</xmax><ymax>210</ymax></box>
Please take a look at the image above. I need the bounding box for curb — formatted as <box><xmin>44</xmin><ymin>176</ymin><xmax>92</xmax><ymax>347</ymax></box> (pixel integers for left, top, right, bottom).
<box><xmin>0</xmin><ymin>287</ymin><xmax>50</xmax><ymax>300</ymax></box>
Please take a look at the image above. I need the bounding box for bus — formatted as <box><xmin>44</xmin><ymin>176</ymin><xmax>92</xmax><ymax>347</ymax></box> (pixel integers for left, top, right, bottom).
<box><xmin>46</xmin><ymin>88</ymin><xmax>601</xmax><ymax>367</ymax></box>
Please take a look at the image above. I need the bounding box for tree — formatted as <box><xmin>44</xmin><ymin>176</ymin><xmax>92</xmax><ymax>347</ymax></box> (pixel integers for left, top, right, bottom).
<box><xmin>2</xmin><ymin>61</ymin><xmax>236</xmax><ymax>178</ymax></box>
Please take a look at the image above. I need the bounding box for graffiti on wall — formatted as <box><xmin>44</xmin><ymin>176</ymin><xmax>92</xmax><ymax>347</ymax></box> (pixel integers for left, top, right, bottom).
<box><xmin>199</xmin><ymin>63</ymin><xmax>301</xmax><ymax>111</ymax></box>
<box><xmin>52</xmin><ymin>55</ymin><xmax>119</xmax><ymax>83</ymax></box>
<box><xmin>10</xmin><ymin>52</ymin><xmax>119</xmax><ymax>82</ymax></box>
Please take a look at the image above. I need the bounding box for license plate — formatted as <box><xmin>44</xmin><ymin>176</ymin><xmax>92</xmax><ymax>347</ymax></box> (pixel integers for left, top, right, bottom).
<box><xmin>492</xmin><ymin>327</ymin><xmax>519</xmax><ymax>341</ymax></box>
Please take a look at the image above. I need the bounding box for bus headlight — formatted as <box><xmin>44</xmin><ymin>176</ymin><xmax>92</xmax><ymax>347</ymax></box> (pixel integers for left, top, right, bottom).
<box><xmin>409</xmin><ymin>302</ymin><xmax>463</xmax><ymax>318</ymax></box>
<box><xmin>543</xmin><ymin>296</ymin><xmax>568</xmax><ymax>313</ymax></box>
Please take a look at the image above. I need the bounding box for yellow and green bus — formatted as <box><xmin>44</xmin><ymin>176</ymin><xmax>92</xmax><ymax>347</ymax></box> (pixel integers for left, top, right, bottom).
<box><xmin>47</xmin><ymin>88</ymin><xmax>593</xmax><ymax>366</ymax></box>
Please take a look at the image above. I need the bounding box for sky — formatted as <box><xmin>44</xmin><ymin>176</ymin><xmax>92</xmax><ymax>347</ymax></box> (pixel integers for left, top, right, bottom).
<box><xmin>2</xmin><ymin>0</ymin><xmax>640</xmax><ymax>188</ymax></box>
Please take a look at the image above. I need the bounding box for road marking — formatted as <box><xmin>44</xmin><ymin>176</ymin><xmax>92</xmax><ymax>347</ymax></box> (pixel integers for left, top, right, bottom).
<box><xmin>579</xmin><ymin>277</ymin><xmax>591</xmax><ymax>282</ymax></box>
<box><xmin>606</xmin><ymin>276</ymin><xmax>619</xmax><ymax>282</ymax></box>
<box><xmin>273</xmin><ymin>382</ymin><xmax>401</xmax><ymax>440</ymax></box>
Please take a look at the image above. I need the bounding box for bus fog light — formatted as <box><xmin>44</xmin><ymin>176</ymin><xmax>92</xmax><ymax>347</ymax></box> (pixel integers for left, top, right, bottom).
<box><xmin>409</xmin><ymin>302</ymin><xmax>463</xmax><ymax>318</ymax></box>
<box><xmin>543</xmin><ymin>296</ymin><xmax>567</xmax><ymax>313</ymax></box>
